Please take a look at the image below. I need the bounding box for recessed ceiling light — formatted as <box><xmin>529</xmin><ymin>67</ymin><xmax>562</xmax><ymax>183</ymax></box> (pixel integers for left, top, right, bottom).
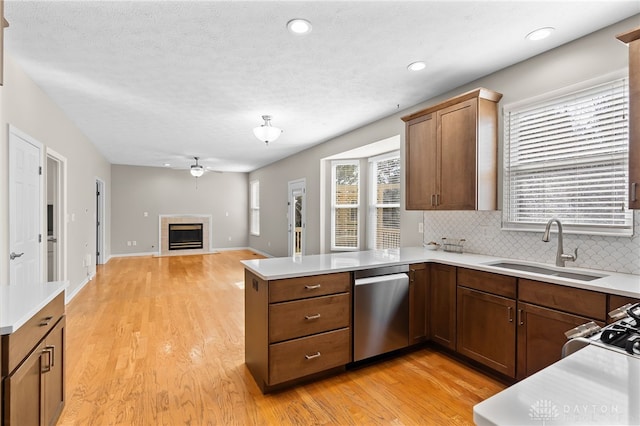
<box><xmin>407</xmin><ymin>61</ymin><xmax>426</xmax><ymax>71</ymax></box>
<box><xmin>287</xmin><ymin>19</ymin><xmax>312</xmax><ymax>35</ymax></box>
<box><xmin>526</xmin><ymin>27</ymin><xmax>555</xmax><ymax>41</ymax></box>
<box><xmin>163</xmin><ymin>163</ymin><xmax>171</xmax><ymax>167</ymax></box>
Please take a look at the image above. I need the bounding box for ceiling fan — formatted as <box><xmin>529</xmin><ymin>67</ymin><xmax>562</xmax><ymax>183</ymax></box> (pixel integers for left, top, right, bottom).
<box><xmin>162</xmin><ymin>155</ymin><xmax>223</xmax><ymax>176</ymax></box>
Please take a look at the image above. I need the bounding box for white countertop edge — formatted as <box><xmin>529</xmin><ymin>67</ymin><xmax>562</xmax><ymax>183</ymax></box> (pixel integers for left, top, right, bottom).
<box><xmin>473</xmin><ymin>344</ymin><xmax>640</xmax><ymax>425</ymax></box>
<box><xmin>241</xmin><ymin>247</ymin><xmax>640</xmax><ymax>298</ymax></box>
<box><xmin>1</xmin><ymin>281</ymin><xmax>68</xmax><ymax>335</ymax></box>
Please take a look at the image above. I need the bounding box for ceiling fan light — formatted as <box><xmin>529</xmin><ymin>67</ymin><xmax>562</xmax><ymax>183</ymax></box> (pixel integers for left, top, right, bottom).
<box><xmin>190</xmin><ymin>165</ymin><xmax>204</xmax><ymax>177</ymax></box>
<box><xmin>253</xmin><ymin>115</ymin><xmax>282</xmax><ymax>145</ymax></box>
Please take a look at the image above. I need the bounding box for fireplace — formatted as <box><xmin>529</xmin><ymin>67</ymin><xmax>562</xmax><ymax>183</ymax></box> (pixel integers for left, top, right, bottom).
<box><xmin>168</xmin><ymin>223</ymin><xmax>204</xmax><ymax>250</ymax></box>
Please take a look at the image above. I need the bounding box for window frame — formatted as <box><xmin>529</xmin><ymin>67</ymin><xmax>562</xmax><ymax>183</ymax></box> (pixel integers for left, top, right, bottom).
<box><xmin>249</xmin><ymin>180</ymin><xmax>260</xmax><ymax>236</ymax></box>
<box><xmin>502</xmin><ymin>70</ymin><xmax>633</xmax><ymax>236</ymax></box>
<box><xmin>368</xmin><ymin>151</ymin><xmax>401</xmax><ymax>250</ymax></box>
<box><xmin>331</xmin><ymin>159</ymin><xmax>360</xmax><ymax>251</ymax></box>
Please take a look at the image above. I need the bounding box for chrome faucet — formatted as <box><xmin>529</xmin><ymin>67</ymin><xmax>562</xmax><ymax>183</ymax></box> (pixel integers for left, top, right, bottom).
<box><xmin>542</xmin><ymin>218</ymin><xmax>578</xmax><ymax>267</ymax></box>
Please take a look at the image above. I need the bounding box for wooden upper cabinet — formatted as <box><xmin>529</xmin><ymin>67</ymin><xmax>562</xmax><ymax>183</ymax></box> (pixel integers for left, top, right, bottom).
<box><xmin>617</xmin><ymin>27</ymin><xmax>640</xmax><ymax>209</ymax></box>
<box><xmin>402</xmin><ymin>88</ymin><xmax>502</xmax><ymax>210</ymax></box>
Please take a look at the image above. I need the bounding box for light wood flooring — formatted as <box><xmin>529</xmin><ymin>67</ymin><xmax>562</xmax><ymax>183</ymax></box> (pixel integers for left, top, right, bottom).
<box><xmin>57</xmin><ymin>250</ymin><xmax>505</xmax><ymax>425</ymax></box>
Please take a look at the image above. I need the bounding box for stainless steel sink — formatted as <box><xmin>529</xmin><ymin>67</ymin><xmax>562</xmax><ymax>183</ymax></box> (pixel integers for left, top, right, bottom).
<box><xmin>486</xmin><ymin>262</ymin><xmax>606</xmax><ymax>281</ymax></box>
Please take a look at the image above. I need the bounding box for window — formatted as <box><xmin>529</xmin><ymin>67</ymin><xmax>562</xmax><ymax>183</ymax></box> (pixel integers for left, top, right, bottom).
<box><xmin>369</xmin><ymin>152</ymin><xmax>400</xmax><ymax>249</ymax></box>
<box><xmin>250</xmin><ymin>180</ymin><xmax>260</xmax><ymax>236</ymax></box>
<box><xmin>503</xmin><ymin>75</ymin><xmax>632</xmax><ymax>235</ymax></box>
<box><xmin>331</xmin><ymin>160</ymin><xmax>359</xmax><ymax>250</ymax></box>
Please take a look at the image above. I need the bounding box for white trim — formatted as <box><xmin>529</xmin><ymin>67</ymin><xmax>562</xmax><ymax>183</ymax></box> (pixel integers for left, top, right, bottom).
<box><xmin>45</xmin><ymin>148</ymin><xmax>68</xmax><ymax>283</ymax></box>
<box><xmin>288</xmin><ymin>178</ymin><xmax>306</xmax><ymax>256</ymax></box>
<box><xmin>331</xmin><ymin>159</ymin><xmax>360</xmax><ymax>251</ymax></box>
<box><xmin>249</xmin><ymin>180</ymin><xmax>260</xmax><ymax>236</ymax></box>
<box><xmin>502</xmin><ymin>68</ymin><xmax>627</xmax><ymax>112</ymax></box>
<box><xmin>65</xmin><ymin>273</ymin><xmax>93</xmax><ymax>303</ymax></box>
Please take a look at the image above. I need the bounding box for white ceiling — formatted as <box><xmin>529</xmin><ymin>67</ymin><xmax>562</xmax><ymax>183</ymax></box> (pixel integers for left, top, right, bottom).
<box><xmin>4</xmin><ymin>1</ymin><xmax>640</xmax><ymax>172</ymax></box>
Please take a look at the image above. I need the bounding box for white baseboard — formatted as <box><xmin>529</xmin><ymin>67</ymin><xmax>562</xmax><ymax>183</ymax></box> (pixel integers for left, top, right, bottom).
<box><xmin>65</xmin><ymin>271</ymin><xmax>95</xmax><ymax>303</ymax></box>
<box><xmin>109</xmin><ymin>251</ymin><xmax>159</xmax><ymax>259</ymax></box>
<box><xmin>246</xmin><ymin>247</ymin><xmax>274</xmax><ymax>258</ymax></box>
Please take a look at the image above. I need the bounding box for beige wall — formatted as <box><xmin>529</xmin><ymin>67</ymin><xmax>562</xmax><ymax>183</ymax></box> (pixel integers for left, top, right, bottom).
<box><xmin>250</xmin><ymin>15</ymin><xmax>638</xmax><ymax>257</ymax></box>
<box><xmin>110</xmin><ymin>165</ymin><xmax>248</xmax><ymax>255</ymax></box>
<box><xmin>0</xmin><ymin>54</ymin><xmax>111</xmax><ymax>298</ymax></box>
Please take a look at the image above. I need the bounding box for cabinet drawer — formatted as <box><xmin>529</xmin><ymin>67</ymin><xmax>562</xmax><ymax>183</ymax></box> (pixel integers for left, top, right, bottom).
<box><xmin>269</xmin><ymin>328</ymin><xmax>350</xmax><ymax>385</ymax></box>
<box><xmin>2</xmin><ymin>292</ymin><xmax>65</xmax><ymax>375</ymax></box>
<box><xmin>269</xmin><ymin>272</ymin><xmax>351</xmax><ymax>303</ymax></box>
<box><xmin>269</xmin><ymin>293</ymin><xmax>350</xmax><ymax>343</ymax></box>
<box><xmin>457</xmin><ymin>268</ymin><xmax>517</xmax><ymax>298</ymax></box>
<box><xmin>518</xmin><ymin>279</ymin><xmax>606</xmax><ymax>321</ymax></box>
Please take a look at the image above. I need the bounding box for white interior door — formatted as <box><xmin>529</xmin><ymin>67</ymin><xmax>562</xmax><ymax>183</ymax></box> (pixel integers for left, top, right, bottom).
<box><xmin>288</xmin><ymin>179</ymin><xmax>306</xmax><ymax>256</ymax></box>
<box><xmin>9</xmin><ymin>127</ymin><xmax>43</xmax><ymax>286</ymax></box>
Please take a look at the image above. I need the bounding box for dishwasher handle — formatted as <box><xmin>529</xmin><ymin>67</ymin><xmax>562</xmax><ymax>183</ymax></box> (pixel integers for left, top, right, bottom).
<box><xmin>354</xmin><ymin>272</ymin><xmax>409</xmax><ymax>286</ymax></box>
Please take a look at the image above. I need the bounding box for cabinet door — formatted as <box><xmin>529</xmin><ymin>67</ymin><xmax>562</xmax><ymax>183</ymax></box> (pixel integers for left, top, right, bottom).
<box><xmin>43</xmin><ymin>318</ymin><xmax>65</xmax><ymax>426</ymax></box>
<box><xmin>437</xmin><ymin>99</ymin><xmax>478</xmax><ymax>210</ymax></box>
<box><xmin>457</xmin><ymin>287</ymin><xmax>516</xmax><ymax>378</ymax></box>
<box><xmin>516</xmin><ymin>302</ymin><xmax>596</xmax><ymax>380</ymax></box>
<box><xmin>406</xmin><ymin>114</ymin><xmax>437</xmax><ymax>210</ymax></box>
<box><xmin>409</xmin><ymin>264</ymin><xmax>429</xmax><ymax>345</ymax></box>
<box><xmin>429</xmin><ymin>264</ymin><xmax>456</xmax><ymax>349</ymax></box>
<box><xmin>3</xmin><ymin>340</ymin><xmax>44</xmax><ymax>426</ymax></box>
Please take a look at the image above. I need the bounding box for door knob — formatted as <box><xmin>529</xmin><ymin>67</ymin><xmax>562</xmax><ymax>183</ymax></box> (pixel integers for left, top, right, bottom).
<box><xmin>9</xmin><ymin>252</ymin><xmax>24</xmax><ymax>260</ymax></box>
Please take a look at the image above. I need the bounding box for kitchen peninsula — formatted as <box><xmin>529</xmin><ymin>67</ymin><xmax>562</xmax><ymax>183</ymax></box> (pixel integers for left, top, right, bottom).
<box><xmin>242</xmin><ymin>247</ymin><xmax>640</xmax><ymax>421</ymax></box>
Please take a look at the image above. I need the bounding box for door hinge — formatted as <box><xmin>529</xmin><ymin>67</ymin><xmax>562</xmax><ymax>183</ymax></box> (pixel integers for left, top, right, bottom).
<box><xmin>39</xmin><ymin>166</ymin><xmax>42</xmax><ymax>175</ymax></box>
<box><xmin>39</xmin><ymin>234</ymin><xmax>42</xmax><ymax>243</ymax></box>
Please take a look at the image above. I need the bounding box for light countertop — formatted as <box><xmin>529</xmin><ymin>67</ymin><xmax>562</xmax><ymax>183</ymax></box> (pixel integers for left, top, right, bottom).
<box><xmin>473</xmin><ymin>345</ymin><xmax>640</xmax><ymax>425</ymax></box>
<box><xmin>1</xmin><ymin>281</ymin><xmax>68</xmax><ymax>335</ymax></box>
<box><xmin>241</xmin><ymin>247</ymin><xmax>640</xmax><ymax>298</ymax></box>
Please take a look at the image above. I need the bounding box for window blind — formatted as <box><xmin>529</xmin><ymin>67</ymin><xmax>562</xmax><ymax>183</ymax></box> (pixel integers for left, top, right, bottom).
<box><xmin>503</xmin><ymin>77</ymin><xmax>632</xmax><ymax>234</ymax></box>
<box><xmin>332</xmin><ymin>161</ymin><xmax>359</xmax><ymax>250</ymax></box>
<box><xmin>370</xmin><ymin>153</ymin><xmax>400</xmax><ymax>249</ymax></box>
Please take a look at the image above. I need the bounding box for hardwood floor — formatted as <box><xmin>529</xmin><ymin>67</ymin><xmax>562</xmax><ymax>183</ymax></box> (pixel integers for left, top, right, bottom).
<box><xmin>57</xmin><ymin>250</ymin><xmax>505</xmax><ymax>425</ymax></box>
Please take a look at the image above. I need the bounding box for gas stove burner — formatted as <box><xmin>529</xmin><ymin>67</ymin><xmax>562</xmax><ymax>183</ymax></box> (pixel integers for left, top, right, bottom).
<box><xmin>626</xmin><ymin>335</ymin><xmax>640</xmax><ymax>355</ymax></box>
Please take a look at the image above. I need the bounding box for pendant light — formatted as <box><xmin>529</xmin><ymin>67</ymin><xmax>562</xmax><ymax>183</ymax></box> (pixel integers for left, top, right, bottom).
<box><xmin>253</xmin><ymin>115</ymin><xmax>282</xmax><ymax>145</ymax></box>
<box><xmin>190</xmin><ymin>157</ymin><xmax>204</xmax><ymax>178</ymax></box>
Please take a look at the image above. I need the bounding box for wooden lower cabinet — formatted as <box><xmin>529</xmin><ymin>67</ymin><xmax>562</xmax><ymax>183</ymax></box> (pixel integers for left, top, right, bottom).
<box><xmin>516</xmin><ymin>302</ymin><xmax>596</xmax><ymax>380</ymax></box>
<box><xmin>429</xmin><ymin>264</ymin><xmax>456</xmax><ymax>350</ymax></box>
<box><xmin>409</xmin><ymin>263</ymin><xmax>429</xmax><ymax>345</ymax></box>
<box><xmin>3</xmin><ymin>316</ymin><xmax>65</xmax><ymax>426</ymax></box>
<box><xmin>269</xmin><ymin>328</ymin><xmax>350</xmax><ymax>384</ymax></box>
<box><xmin>457</xmin><ymin>287</ymin><xmax>516</xmax><ymax>377</ymax></box>
<box><xmin>245</xmin><ymin>270</ymin><xmax>352</xmax><ymax>392</ymax></box>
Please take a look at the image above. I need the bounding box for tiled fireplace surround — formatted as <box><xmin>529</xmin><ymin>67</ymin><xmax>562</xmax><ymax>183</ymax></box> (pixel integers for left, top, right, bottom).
<box><xmin>159</xmin><ymin>214</ymin><xmax>212</xmax><ymax>256</ymax></box>
<box><xmin>422</xmin><ymin>210</ymin><xmax>640</xmax><ymax>276</ymax></box>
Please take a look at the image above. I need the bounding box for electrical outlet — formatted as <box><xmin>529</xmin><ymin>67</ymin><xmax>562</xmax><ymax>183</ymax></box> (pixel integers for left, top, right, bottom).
<box><xmin>228</xmin><ymin>236</ymin><xmax>232</xmax><ymax>241</ymax></box>
<box><xmin>127</xmin><ymin>241</ymin><xmax>132</xmax><ymax>246</ymax></box>
<box><xmin>132</xmin><ymin>241</ymin><xmax>137</xmax><ymax>246</ymax></box>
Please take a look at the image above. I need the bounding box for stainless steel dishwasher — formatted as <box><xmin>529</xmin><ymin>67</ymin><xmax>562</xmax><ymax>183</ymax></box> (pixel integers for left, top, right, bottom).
<box><xmin>353</xmin><ymin>265</ymin><xmax>410</xmax><ymax>361</ymax></box>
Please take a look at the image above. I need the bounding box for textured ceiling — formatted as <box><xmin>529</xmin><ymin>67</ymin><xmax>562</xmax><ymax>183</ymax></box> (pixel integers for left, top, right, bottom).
<box><xmin>4</xmin><ymin>1</ymin><xmax>640</xmax><ymax>172</ymax></box>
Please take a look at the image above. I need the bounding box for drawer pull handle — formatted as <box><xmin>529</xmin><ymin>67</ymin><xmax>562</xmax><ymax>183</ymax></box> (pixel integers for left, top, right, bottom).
<box><xmin>304</xmin><ymin>352</ymin><xmax>321</xmax><ymax>360</ymax></box>
<box><xmin>39</xmin><ymin>316</ymin><xmax>54</xmax><ymax>327</ymax></box>
<box><xmin>305</xmin><ymin>314</ymin><xmax>321</xmax><ymax>320</ymax></box>
<box><xmin>304</xmin><ymin>284</ymin><xmax>321</xmax><ymax>290</ymax></box>
<box><xmin>45</xmin><ymin>345</ymin><xmax>55</xmax><ymax>367</ymax></box>
<box><xmin>507</xmin><ymin>306</ymin><xmax>513</xmax><ymax>323</ymax></box>
<box><xmin>518</xmin><ymin>309</ymin><xmax>524</xmax><ymax>326</ymax></box>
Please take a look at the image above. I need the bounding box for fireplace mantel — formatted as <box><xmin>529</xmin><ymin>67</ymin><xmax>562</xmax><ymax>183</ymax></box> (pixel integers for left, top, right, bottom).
<box><xmin>158</xmin><ymin>214</ymin><xmax>213</xmax><ymax>256</ymax></box>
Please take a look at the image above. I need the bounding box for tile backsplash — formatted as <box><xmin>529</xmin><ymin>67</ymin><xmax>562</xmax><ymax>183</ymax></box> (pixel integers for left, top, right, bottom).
<box><xmin>422</xmin><ymin>210</ymin><xmax>640</xmax><ymax>275</ymax></box>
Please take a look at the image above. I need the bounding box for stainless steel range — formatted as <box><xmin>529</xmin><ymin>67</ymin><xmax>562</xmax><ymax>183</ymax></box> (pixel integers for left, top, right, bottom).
<box><xmin>563</xmin><ymin>303</ymin><xmax>640</xmax><ymax>358</ymax></box>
